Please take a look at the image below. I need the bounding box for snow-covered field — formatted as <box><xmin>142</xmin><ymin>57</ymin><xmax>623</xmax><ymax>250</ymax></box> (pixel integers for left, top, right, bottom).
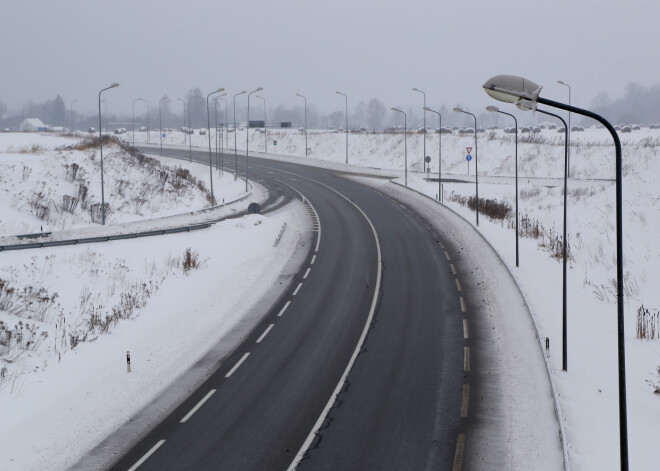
<box><xmin>2</xmin><ymin>126</ymin><xmax>658</xmax><ymax>470</ymax></box>
<box><xmin>0</xmin><ymin>133</ymin><xmax>308</xmax><ymax>471</ymax></box>
<box><xmin>155</xmin><ymin>124</ymin><xmax>660</xmax><ymax>470</ymax></box>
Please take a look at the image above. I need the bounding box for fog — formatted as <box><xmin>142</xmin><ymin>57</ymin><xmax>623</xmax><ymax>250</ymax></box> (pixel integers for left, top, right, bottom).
<box><xmin>2</xmin><ymin>0</ymin><xmax>660</xmax><ymax>128</ymax></box>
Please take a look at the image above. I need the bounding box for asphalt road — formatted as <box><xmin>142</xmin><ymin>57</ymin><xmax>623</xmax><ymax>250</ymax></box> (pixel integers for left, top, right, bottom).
<box><xmin>108</xmin><ymin>146</ymin><xmax>465</xmax><ymax>471</ymax></box>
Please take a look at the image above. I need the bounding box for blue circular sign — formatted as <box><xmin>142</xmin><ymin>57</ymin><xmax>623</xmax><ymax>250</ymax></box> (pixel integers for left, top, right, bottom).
<box><xmin>466</xmin><ymin>154</ymin><xmax>472</xmax><ymax>161</ymax></box>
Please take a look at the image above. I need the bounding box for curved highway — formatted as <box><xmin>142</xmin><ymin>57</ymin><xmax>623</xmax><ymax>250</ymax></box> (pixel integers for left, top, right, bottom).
<box><xmin>106</xmin><ymin>146</ymin><xmax>466</xmax><ymax>470</ymax></box>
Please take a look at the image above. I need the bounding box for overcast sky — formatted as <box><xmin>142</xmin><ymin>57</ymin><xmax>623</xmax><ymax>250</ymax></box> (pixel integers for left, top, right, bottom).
<box><xmin>2</xmin><ymin>0</ymin><xmax>659</xmax><ymax>117</ymax></box>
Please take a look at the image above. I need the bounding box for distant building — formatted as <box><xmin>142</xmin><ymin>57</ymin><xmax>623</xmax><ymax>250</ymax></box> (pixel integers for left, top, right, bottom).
<box><xmin>20</xmin><ymin>118</ymin><xmax>47</xmax><ymax>132</ymax></box>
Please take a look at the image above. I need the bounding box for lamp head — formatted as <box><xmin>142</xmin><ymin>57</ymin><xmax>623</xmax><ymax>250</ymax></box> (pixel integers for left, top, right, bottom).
<box><xmin>412</xmin><ymin>87</ymin><xmax>420</xmax><ymax>92</ymax></box>
<box><xmin>296</xmin><ymin>93</ymin><xmax>304</xmax><ymax>97</ymax></box>
<box><xmin>453</xmin><ymin>106</ymin><xmax>464</xmax><ymax>113</ymax></box>
<box><xmin>110</xmin><ymin>83</ymin><xmax>119</xmax><ymax>88</ymax></box>
<box><xmin>483</xmin><ymin>74</ymin><xmax>542</xmax><ymax>104</ymax></box>
<box><xmin>391</xmin><ymin>107</ymin><xmax>401</xmax><ymax>112</ymax></box>
<box><xmin>486</xmin><ymin>105</ymin><xmax>500</xmax><ymax>113</ymax></box>
<box><xmin>423</xmin><ymin>106</ymin><xmax>433</xmax><ymax>112</ymax></box>
<box><xmin>557</xmin><ymin>80</ymin><xmax>566</xmax><ymax>85</ymax></box>
<box><xmin>215</xmin><ymin>88</ymin><xmax>225</xmax><ymax>93</ymax></box>
<box><xmin>336</xmin><ymin>91</ymin><xmax>344</xmax><ymax>95</ymax></box>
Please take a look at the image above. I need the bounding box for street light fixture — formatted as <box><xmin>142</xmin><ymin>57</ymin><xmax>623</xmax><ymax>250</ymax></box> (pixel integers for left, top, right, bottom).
<box><xmin>517</xmin><ymin>101</ymin><xmax>569</xmax><ymax>372</ymax></box>
<box><xmin>486</xmin><ymin>105</ymin><xmax>519</xmax><ymax>267</ymax></box>
<box><xmin>70</xmin><ymin>99</ymin><xmax>78</xmax><ymax>135</ymax></box>
<box><xmin>188</xmin><ymin>95</ymin><xmax>203</xmax><ymax>162</ymax></box>
<box><xmin>177</xmin><ymin>98</ymin><xmax>186</xmax><ymax>145</ymax></box>
<box><xmin>214</xmin><ymin>94</ymin><xmax>226</xmax><ymax>173</ymax></box>
<box><xmin>256</xmin><ymin>95</ymin><xmax>267</xmax><ymax>153</ymax></box>
<box><xmin>296</xmin><ymin>93</ymin><xmax>308</xmax><ymax>156</ymax></box>
<box><xmin>98</xmin><ymin>83</ymin><xmax>119</xmax><ymax>226</ymax></box>
<box><xmin>159</xmin><ymin>95</ymin><xmax>168</xmax><ymax>158</ymax></box>
<box><xmin>558</xmin><ymin>80</ymin><xmax>572</xmax><ymax>176</ymax></box>
<box><xmin>132</xmin><ymin>97</ymin><xmax>146</xmax><ymax>147</ymax></box>
<box><xmin>233</xmin><ymin>90</ymin><xmax>247</xmax><ymax>174</ymax></box>
<box><xmin>144</xmin><ymin>99</ymin><xmax>150</xmax><ymax>144</ymax></box>
<box><xmin>207</xmin><ymin>88</ymin><xmax>225</xmax><ymax>202</ymax></box>
<box><xmin>453</xmin><ymin>106</ymin><xmax>480</xmax><ymax>226</ymax></box>
<box><xmin>391</xmin><ymin>108</ymin><xmax>407</xmax><ymax>186</ymax></box>
<box><xmin>217</xmin><ymin>96</ymin><xmax>228</xmax><ymax>172</ymax></box>
<box><xmin>336</xmin><ymin>91</ymin><xmax>348</xmax><ymax>164</ymax></box>
<box><xmin>423</xmin><ymin>106</ymin><xmax>442</xmax><ymax>202</ymax></box>
<box><xmin>246</xmin><ymin>87</ymin><xmax>263</xmax><ymax>192</ymax></box>
<box><xmin>484</xmin><ymin>73</ymin><xmax>629</xmax><ymax>471</ymax></box>
<box><xmin>412</xmin><ymin>88</ymin><xmax>427</xmax><ymax>171</ymax></box>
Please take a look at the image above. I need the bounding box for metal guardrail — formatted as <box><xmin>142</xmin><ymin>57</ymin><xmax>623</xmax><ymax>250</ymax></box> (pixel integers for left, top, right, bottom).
<box><xmin>0</xmin><ymin>223</ymin><xmax>212</xmax><ymax>252</ymax></box>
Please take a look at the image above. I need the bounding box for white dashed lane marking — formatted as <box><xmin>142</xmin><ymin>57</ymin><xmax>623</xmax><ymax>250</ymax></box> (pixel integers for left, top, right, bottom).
<box><xmin>127</xmin><ymin>439</ymin><xmax>167</xmax><ymax>471</ymax></box>
<box><xmin>277</xmin><ymin>301</ymin><xmax>291</xmax><ymax>317</ymax></box>
<box><xmin>303</xmin><ymin>267</ymin><xmax>311</xmax><ymax>279</ymax></box>
<box><xmin>460</xmin><ymin>384</ymin><xmax>470</xmax><ymax>417</ymax></box>
<box><xmin>293</xmin><ymin>282</ymin><xmax>303</xmax><ymax>296</ymax></box>
<box><xmin>463</xmin><ymin>319</ymin><xmax>469</xmax><ymax>339</ymax></box>
<box><xmin>460</xmin><ymin>297</ymin><xmax>467</xmax><ymax>313</ymax></box>
<box><xmin>455</xmin><ymin>279</ymin><xmax>462</xmax><ymax>292</ymax></box>
<box><xmin>444</xmin><ymin>251</ymin><xmax>451</xmax><ymax>261</ymax></box>
<box><xmin>225</xmin><ymin>352</ymin><xmax>250</xmax><ymax>378</ymax></box>
<box><xmin>180</xmin><ymin>389</ymin><xmax>216</xmax><ymax>423</ymax></box>
<box><xmin>256</xmin><ymin>324</ymin><xmax>274</xmax><ymax>343</ymax></box>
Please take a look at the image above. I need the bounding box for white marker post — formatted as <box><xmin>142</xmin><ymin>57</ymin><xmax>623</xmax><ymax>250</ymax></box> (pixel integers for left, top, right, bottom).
<box><xmin>126</xmin><ymin>350</ymin><xmax>131</xmax><ymax>373</ymax></box>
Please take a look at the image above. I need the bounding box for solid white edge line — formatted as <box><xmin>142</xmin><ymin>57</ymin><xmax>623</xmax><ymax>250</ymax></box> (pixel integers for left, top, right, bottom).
<box><xmin>127</xmin><ymin>439</ymin><xmax>166</xmax><ymax>471</ymax></box>
<box><xmin>180</xmin><ymin>389</ymin><xmax>217</xmax><ymax>423</ymax></box>
<box><xmin>277</xmin><ymin>300</ymin><xmax>291</xmax><ymax>317</ymax></box>
<box><xmin>256</xmin><ymin>324</ymin><xmax>275</xmax><ymax>343</ymax></box>
<box><xmin>303</xmin><ymin>267</ymin><xmax>311</xmax><ymax>279</ymax></box>
<box><xmin>225</xmin><ymin>352</ymin><xmax>250</xmax><ymax>378</ymax></box>
<box><xmin>293</xmin><ymin>282</ymin><xmax>303</xmax><ymax>296</ymax></box>
<box><xmin>463</xmin><ymin>319</ymin><xmax>469</xmax><ymax>339</ymax></box>
<box><xmin>286</xmin><ymin>179</ymin><xmax>383</xmax><ymax>471</ymax></box>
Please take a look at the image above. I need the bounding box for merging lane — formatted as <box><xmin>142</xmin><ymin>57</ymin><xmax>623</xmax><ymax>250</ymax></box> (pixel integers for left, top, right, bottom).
<box><xmin>109</xmin><ymin>146</ymin><xmax>465</xmax><ymax>470</ymax></box>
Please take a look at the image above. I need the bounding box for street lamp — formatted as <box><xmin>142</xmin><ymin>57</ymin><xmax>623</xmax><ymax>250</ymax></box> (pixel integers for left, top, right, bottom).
<box><xmin>336</xmin><ymin>91</ymin><xmax>348</xmax><ymax>164</ymax></box>
<box><xmin>256</xmin><ymin>95</ymin><xmax>267</xmax><ymax>153</ymax></box>
<box><xmin>558</xmin><ymin>80</ymin><xmax>572</xmax><ymax>176</ymax></box>
<box><xmin>214</xmin><ymin>94</ymin><xmax>226</xmax><ymax>173</ymax></box>
<box><xmin>296</xmin><ymin>93</ymin><xmax>308</xmax><ymax>156</ymax></box>
<box><xmin>486</xmin><ymin>105</ymin><xmax>519</xmax><ymax>267</ymax></box>
<box><xmin>423</xmin><ymin>106</ymin><xmax>442</xmax><ymax>202</ymax></box>
<box><xmin>159</xmin><ymin>95</ymin><xmax>168</xmax><ymax>158</ymax></box>
<box><xmin>246</xmin><ymin>87</ymin><xmax>263</xmax><ymax>192</ymax></box>
<box><xmin>233</xmin><ymin>90</ymin><xmax>247</xmax><ymax>173</ymax></box>
<box><xmin>217</xmin><ymin>96</ymin><xmax>228</xmax><ymax>172</ymax></box>
<box><xmin>98</xmin><ymin>83</ymin><xmax>119</xmax><ymax>226</ymax></box>
<box><xmin>132</xmin><ymin>97</ymin><xmax>146</xmax><ymax>147</ymax></box>
<box><xmin>177</xmin><ymin>98</ymin><xmax>186</xmax><ymax>145</ymax></box>
<box><xmin>70</xmin><ymin>99</ymin><xmax>78</xmax><ymax>135</ymax></box>
<box><xmin>391</xmin><ymin>108</ymin><xmax>407</xmax><ymax>186</ymax></box>
<box><xmin>207</xmin><ymin>88</ymin><xmax>225</xmax><ymax>203</ymax></box>
<box><xmin>144</xmin><ymin>99</ymin><xmax>150</xmax><ymax>144</ymax></box>
<box><xmin>413</xmin><ymin>87</ymin><xmax>427</xmax><ymax>171</ymax></box>
<box><xmin>484</xmin><ymin>73</ymin><xmax>629</xmax><ymax>471</ymax></box>
<box><xmin>453</xmin><ymin>106</ymin><xmax>479</xmax><ymax>226</ymax></box>
<box><xmin>188</xmin><ymin>95</ymin><xmax>203</xmax><ymax>162</ymax></box>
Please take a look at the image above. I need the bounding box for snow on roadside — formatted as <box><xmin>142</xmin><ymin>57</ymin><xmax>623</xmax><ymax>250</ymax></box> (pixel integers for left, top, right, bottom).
<box><xmin>0</xmin><ymin>209</ymin><xmax>305</xmax><ymax>471</ymax></box>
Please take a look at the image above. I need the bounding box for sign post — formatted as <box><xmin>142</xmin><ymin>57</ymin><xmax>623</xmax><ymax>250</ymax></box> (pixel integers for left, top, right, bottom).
<box><xmin>273</xmin><ymin>139</ymin><xmax>277</xmax><ymax>154</ymax></box>
<box><xmin>466</xmin><ymin>153</ymin><xmax>472</xmax><ymax>175</ymax></box>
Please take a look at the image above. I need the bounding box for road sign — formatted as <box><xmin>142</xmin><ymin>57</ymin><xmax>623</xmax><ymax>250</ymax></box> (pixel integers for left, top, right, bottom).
<box><xmin>466</xmin><ymin>147</ymin><xmax>472</xmax><ymax>154</ymax></box>
<box><xmin>273</xmin><ymin>140</ymin><xmax>278</xmax><ymax>145</ymax></box>
<box><xmin>466</xmin><ymin>154</ymin><xmax>472</xmax><ymax>161</ymax></box>
<box><xmin>424</xmin><ymin>156</ymin><xmax>431</xmax><ymax>163</ymax></box>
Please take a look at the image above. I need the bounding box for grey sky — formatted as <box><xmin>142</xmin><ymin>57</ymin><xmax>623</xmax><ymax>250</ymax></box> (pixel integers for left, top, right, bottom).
<box><xmin>2</xmin><ymin>0</ymin><xmax>659</xmax><ymax>117</ymax></box>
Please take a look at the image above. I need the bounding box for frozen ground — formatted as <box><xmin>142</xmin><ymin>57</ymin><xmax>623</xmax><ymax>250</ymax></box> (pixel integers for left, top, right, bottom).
<box><xmin>152</xmin><ymin>124</ymin><xmax>660</xmax><ymax>470</ymax></box>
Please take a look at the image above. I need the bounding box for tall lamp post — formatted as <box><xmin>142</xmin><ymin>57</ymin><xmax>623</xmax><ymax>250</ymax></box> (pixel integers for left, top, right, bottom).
<box><xmin>412</xmin><ymin>87</ymin><xmax>427</xmax><ymax>171</ymax></box>
<box><xmin>214</xmin><ymin>94</ymin><xmax>226</xmax><ymax>172</ymax></box>
<box><xmin>391</xmin><ymin>108</ymin><xmax>407</xmax><ymax>186</ymax></box>
<box><xmin>256</xmin><ymin>95</ymin><xmax>267</xmax><ymax>153</ymax></box>
<box><xmin>159</xmin><ymin>95</ymin><xmax>168</xmax><ymax>157</ymax></box>
<box><xmin>233</xmin><ymin>90</ymin><xmax>247</xmax><ymax>173</ymax></box>
<box><xmin>144</xmin><ymin>99</ymin><xmax>150</xmax><ymax>144</ymax></box>
<box><xmin>523</xmin><ymin>103</ymin><xmax>569</xmax><ymax>372</ymax></box>
<box><xmin>98</xmin><ymin>83</ymin><xmax>119</xmax><ymax>226</ymax></box>
<box><xmin>336</xmin><ymin>91</ymin><xmax>348</xmax><ymax>164</ymax></box>
<box><xmin>206</xmin><ymin>88</ymin><xmax>225</xmax><ymax>202</ymax></box>
<box><xmin>132</xmin><ymin>97</ymin><xmax>145</xmax><ymax>147</ymax></box>
<box><xmin>246</xmin><ymin>87</ymin><xmax>263</xmax><ymax>192</ymax></box>
<box><xmin>218</xmin><ymin>96</ymin><xmax>228</xmax><ymax>172</ymax></box>
<box><xmin>484</xmin><ymin>74</ymin><xmax>628</xmax><ymax>470</ymax></box>
<box><xmin>188</xmin><ymin>95</ymin><xmax>203</xmax><ymax>162</ymax></box>
<box><xmin>296</xmin><ymin>93</ymin><xmax>308</xmax><ymax>156</ymax></box>
<box><xmin>423</xmin><ymin>106</ymin><xmax>442</xmax><ymax>202</ymax></box>
<box><xmin>486</xmin><ymin>105</ymin><xmax>519</xmax><ymax>267</ymax></box>
<box><xmin>218</xmin><ymin>96</ymin><xmax>228</xmax><ymax>150</ymax></box>
<box><xmin>70</xmin><ymin>99</ymin><xmax>78</xmax><ymax>135</ymax></box>
<box><xmin>453</xmin><ymin>106</ymin><xmax>479</xmax><ymax>226</ymax></box>
<box><xmin>558</xmin><ymin>80</ymin><xmax>571</xmax><ymax>176</ymax></box>
<box><xmin>177</xmin><ymin>98</ymin><xmax>186</xmax><ymax>145</ymax></box>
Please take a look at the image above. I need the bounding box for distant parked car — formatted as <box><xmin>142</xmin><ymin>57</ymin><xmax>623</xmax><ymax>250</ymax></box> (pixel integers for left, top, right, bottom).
<box><xmin>621</xmin><ymin>126</ymin><xmax>632</xmax><ymax>133</ymax></box>
<box><xmin>439</xmin><ymin>127</ymin><xmax>453</xmax><ymax>134</ymax></box>
<box><xmin>458</xmin><ymin>128</ymin><xmax>474</xmax><ymax>134</ymax></box>
<box><xmin>548</xmin><ymin>124</ymin><xmax>557</xmax><ymax>130</ymax></box>
<box><xmin>88</xmin><ymin>127</ymin><xmax>96</xmax><ymax>133</ymax></box>
<box><xmin>504</xmin><ymin>127</ymin><xmax>516</xmax><ymax>134</ymax></box>
<box><xmin>139</xmin><ymin>126</ymin><xmax>146</xmax><ymax>132</ymax></box>
<box><xmin>571</xmin><ymin>126</ymin><xmax>584</xmax><ymax>132</ymax></box>
<box><xmin>114</xmin><ymin>129</ymin><xmax>122</xmax><ymax>134</ymax></box>
<box><xmin>199</xmin><ymin>129</ymin><xmax>206</xmax><ymax>135</ymax></box>
<box><xmin>521</xmin><ymin>127</ymin><xmax>531</xmax><ymax>133</ymax></box>
<box><xmin>558</xmin><ymin>127</ymin><xmax>566</xmax><ymax>133</ymax></box>
<box><xmin>533</xmin><ymin>127</ymin><xmax>542</xmax><ymax>133</ymax></box>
